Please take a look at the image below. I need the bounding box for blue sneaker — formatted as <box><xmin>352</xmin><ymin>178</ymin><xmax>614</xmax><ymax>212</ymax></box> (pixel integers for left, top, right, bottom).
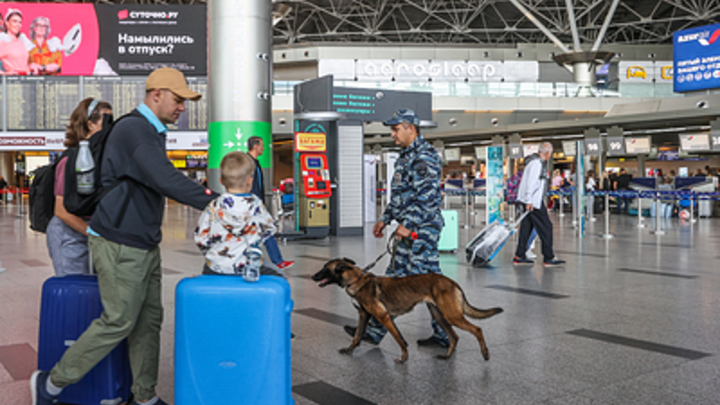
<box><xmin>30</xmin><ymin>370</ymin><xmax>58</xmax><ymax>405</ymax></box>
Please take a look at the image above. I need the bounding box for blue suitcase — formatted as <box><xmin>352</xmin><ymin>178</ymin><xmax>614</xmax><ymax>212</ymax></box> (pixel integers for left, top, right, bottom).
<box><xmin>175</xmin><ymin>275</ymin><xmax>294</xmax><ymax>405</ymax></box>
<box><xmin>38</xmin><ymin>275</ymin><xmax>132</xmax><ymax>405</ymax></box>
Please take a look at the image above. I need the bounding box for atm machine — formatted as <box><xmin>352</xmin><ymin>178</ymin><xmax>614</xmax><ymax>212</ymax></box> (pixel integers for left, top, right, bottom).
<box><xmin>293</xmin><ymin>132</ymin><xmax>332</xmax><ymax>238</ymax></box>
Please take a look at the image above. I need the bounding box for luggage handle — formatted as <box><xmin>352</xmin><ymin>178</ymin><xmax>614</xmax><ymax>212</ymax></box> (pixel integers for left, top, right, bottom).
<box><xmin>509</xmin><ymin>210</ymin><xmax>531</xmax><ymax>231</ymax></box>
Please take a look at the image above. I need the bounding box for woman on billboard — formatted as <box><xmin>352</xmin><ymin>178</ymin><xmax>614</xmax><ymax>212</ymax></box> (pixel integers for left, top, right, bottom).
<box><xmin>0</xmin><ymin>8</ymin><xmax>32</xmax><ymax>75</ymax></box>
<box><xmin>28</xmin><ymin>16</ymin><xmax>62</xmax><ymax>75</ymax></box>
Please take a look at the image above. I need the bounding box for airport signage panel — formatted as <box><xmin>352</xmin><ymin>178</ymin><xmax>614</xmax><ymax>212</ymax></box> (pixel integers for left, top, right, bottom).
<box><xmin>606</xmin><ymin>136</ymin><xmax>625</xmax><ymax>156</ymax></box>
<box><xmin>561</xmin><ymin>141</ymin><xmax>576</xmax><ymax>156</ymax></box>
<box><xmin>624</xmin><ymin>137</ymin><xmax>651</xmax><ymax>155</ymax></box>
<box><xmin>0</xmin><ymin>131</ymin><xmax>206</xmax><ymax>150</ymax></box>
<box><xmin>507</xmin><ymin>143</ymin><xmax>522</xmax><ymax>159</ymax></box>
<box><xmin>522</xmin><ymin>143</ymin><xmax>540</xmax><ymax>157</ymax></box>
<box><xmin>618</xmin><ymin>61</ymin><xmax>673</xmax><ymax>83</ymax></box>
<box><xmin>712</xmin><ymin>130</ymin><xmax>720</xmax><ymax>151</ymax></box>
<box><xmin>327</xmin><ymin>59</ymin><xmax>539</xmax><ymax>83</ymax></box>
<box><xmin>673</xmin><ymin>22</ymin><xmax>720</xmax><ymax>92</ymax></box>
<box><xmin>679</xmin><ymin>133</ymin><xmax>710</xmax><ymax>152</ymax></box>
<box><xmin>584</xmin><ymin>138</ymin><xmax>602</xmax><ymax>156</ymax></box>
<box><xmin>444</xmin><ymin>147</ymin><xmax>461</xmax><ymax>162</ymax></box>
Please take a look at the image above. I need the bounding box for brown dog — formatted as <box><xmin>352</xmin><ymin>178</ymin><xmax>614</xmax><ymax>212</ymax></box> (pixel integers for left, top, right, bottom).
<box><xmin>312</xmin><ymin>258</ymin><xmax>503</xmax><ymax>364</ymax></box>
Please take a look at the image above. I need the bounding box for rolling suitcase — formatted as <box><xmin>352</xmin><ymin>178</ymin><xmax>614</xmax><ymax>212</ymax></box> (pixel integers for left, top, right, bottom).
<box><xmin>465</xmin><ymin>212</ymin><xmax>528</xmax><ymax>268</ymax></box>
<box><xmin>38</xmin><ymin>275</ymin><xmax>132</xmax><ymax>405</ymax></box>
<box><xmin>175</xmin><ymin>275</ymin><xmax>294</xmax><ymax>405</ymax></box>
<box><xmin>438</xmin><ymin>210</ymin><xmax>459</xmax><ymax>252</ymax></box>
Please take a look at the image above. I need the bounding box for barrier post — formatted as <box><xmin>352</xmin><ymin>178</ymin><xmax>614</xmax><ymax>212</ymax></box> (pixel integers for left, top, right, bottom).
<box><xmin>443</xmin><ymin>192</ymin><xmax>448</xmax><ymax>210</ymax></box>
<box><xmin>600</xmin><ymin>192</ymin><xmax>613</xmax><ymax>239</ymax></box>
<box><xmin>651</xmin><ymin>190</ymin><xmax>665</xmax><ymax>235</ymax></box>
<box><xmin>17</xmin><ymin>187</ymin><xmax>26</xmax><ymax>217</ymax></box>
<box><xmin>690</xmin><ymin>192</ymin><xmax>697</xmax><ymax>224</ymax></box>
<box><xmin>559</xmin><ymin>192</ymin><xmax>565</xmax><ymax>217</ymax></box>
<box><xmin>463</xmin><ymin>190</ymin><xmax>471</xmax><ymax>229</ymax></box>
<box><xmin>572</xmin><ymin>189</ymin><xmax>578</xmax><ymax>228</ymax></box>
<box><xmin>636</xmin><ymin>191</ymin><xmax>645</xmax><ymax>228</ymax></box>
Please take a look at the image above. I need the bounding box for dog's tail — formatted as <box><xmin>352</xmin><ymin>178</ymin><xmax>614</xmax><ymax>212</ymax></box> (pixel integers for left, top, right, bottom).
<box><xmin>461</xmin><ymin>291</ymin><xmax>503</xmax><ymax>319</ymax></box>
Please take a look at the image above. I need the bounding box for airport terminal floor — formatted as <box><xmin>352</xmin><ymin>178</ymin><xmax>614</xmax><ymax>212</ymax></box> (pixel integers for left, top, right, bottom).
<box><xmin>1</xmin><ymin>201</ymin><xmax>719</xmax><ymax>405</ymax></box>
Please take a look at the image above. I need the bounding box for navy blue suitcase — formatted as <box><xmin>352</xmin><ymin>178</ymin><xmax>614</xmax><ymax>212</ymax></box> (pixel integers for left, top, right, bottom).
<box><xmin>38</xmin><ymin>275</ymin><xmax>132</xmax><ymax>405</ymax></box>
<box><xmin>175</xmin><ymin>275</ymin><xmax>294</xmax><ymax>405</ymax></box>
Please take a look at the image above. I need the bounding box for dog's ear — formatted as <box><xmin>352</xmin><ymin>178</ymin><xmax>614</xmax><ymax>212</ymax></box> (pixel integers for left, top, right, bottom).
<box><xmin>342</xmin><ymin>258</ymin><xmax>356</xmax><ymax>265</ymax></box>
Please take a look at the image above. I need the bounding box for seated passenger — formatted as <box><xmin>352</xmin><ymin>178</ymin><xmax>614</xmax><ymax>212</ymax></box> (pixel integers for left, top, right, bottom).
<box><xmin>194</xmin><ymin>151</ymin><xmax>286</xmax><ymax>278</ymax></box>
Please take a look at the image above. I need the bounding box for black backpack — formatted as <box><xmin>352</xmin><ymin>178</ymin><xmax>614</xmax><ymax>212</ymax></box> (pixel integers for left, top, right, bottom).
<box><xmin>63</xmin><ymin>112</ymin><xmax>133</xmax><ymax>217</ymax></box>
<box><xmin>28</xmin><ymin>150</ymin><xmax>70</xmax><ymax>233</ymax></box>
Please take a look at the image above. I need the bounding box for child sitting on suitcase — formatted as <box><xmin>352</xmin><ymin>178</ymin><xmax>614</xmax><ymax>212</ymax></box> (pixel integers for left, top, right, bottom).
<box><xmin>194</xmin><ymin>151</ymin><xmax>286</xmax><ymax>278</ymax></box>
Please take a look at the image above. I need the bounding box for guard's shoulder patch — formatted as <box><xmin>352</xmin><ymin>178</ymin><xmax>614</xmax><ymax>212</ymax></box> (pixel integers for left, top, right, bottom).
<box><xmin>413</xmin><ymin>160</ymin><xmax>428</xmax><ymax>177</ymax></box>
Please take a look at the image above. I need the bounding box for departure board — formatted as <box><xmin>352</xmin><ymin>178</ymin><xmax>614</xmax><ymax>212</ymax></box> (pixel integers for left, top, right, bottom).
<box><xmin>6</xmin><ymin>76</ymin><xmax>81</xmax><ymax>130</ymax></box>
<box><xmin>83</xmin><ymin>76</ymin><xmax>147</xmax><ymax>118</ymax></box>
<box><xmin>83</xmin><ymin>76</ymin><xmax>208</xmax><ymax>130</ymax></box>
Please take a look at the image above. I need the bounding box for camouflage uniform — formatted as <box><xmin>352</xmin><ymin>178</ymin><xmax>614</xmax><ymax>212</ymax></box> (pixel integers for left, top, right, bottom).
<box><xmin>366</xmin><ymin>132</ymin><xmax>448</xmax><ymax>343</ymax></box>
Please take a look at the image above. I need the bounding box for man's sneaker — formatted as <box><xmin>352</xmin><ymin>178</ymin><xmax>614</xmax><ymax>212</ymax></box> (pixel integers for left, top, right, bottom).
<box><xmin>525</xmin><ymin>249</ymin><xmax>537</xmax><ymax>259</ymax></box>
<box><xmin>417</xmin><ymin>336</ymin><xmax>450</xmax><ymax>348</ymax></box>
<box><xmin>30</xmin><ymin>370</ymin><xmax>58</xmax><ymax>405</ymax></box>
<box><xmin>513</xmin><ymin>256</ymin><xmax>534</xmax><ymax>265</ymax></box>
<box><xmin>543</xmin><ymin>258</ymin><xmax>566</xmax><ymax>267</ymax></box>
<box><xmin>132</xmin><ymin>398</ymin><xmax>170</xmax><ymax>405</ymax></box>
<box><xmin>277</xmin><ymin>260</ymin><xmax>295</xmax><ymax>270</ymax></box>
<box><xmin>343</xmin><ymin>325</ymin><xmax>380</xmax><ymax>345</ymax></box>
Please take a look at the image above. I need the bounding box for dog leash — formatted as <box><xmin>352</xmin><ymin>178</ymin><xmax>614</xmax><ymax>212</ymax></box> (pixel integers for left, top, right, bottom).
<box><xmin>362</xmin><ymin>230</ymin><xmax>418</xmax><ymax>276</ymax></box>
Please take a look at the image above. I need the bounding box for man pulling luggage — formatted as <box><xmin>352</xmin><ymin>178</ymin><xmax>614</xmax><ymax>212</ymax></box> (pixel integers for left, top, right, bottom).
<box><xmin>513</xmin><ymin>142</ymin><xmax>565</xmax><ymax>267</ymax></box>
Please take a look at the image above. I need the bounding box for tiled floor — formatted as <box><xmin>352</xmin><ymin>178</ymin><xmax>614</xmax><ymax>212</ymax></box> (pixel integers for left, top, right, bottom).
<box><xmin>1</xmin><ymin>202</ymin><xmax>719</xmax><ymax>404</ymax></box>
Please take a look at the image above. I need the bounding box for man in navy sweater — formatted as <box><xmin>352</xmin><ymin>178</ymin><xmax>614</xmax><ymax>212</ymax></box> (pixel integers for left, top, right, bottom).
<box><xmin>31</xmin><ymin>68</ymin><xmax>218</xmax><ymax>405</ymax></box>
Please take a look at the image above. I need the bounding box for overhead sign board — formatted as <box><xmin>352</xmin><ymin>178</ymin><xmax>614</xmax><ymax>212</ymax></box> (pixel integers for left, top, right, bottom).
<box><xmin>331</xmin><ymin>87</ymin><xmax>432</xmax><ymax>123</ymax></box>
<box><xmin>619</xmin><ymin>61</ymin><xmax>673</xmax><ymax>83</ymax></box>
<box><xmin>624</xmin><ymin>137</ymin><xmax>651</xmax><ymax>155</ymax></box>
<box><xmin>508</xmin><ymin>143</ymin><xmax>522</xmax><ymax>159</ymax></box>
<box><xmin>673</xmin><ymin>22</ymin><xmax>720</xmax><ymax>92</ymax></box>
<box><xmin>561</xmin><ymin>141</ymin><xmax>576</xmax><ymax>156</ymax></box>
<box><xmin>444</xmin><ymin>148</ymin><xmax>461</xmax><ymax>162</ymax></box>
<box><xmin>607</xmin><ymin>137</ymin><xmax>625</xmax><ymax>156</ymax></box>
<box><xmin>679</xmin><ymin>133</ymin><xmax>710</xmax><ymax>152</ymax></box>
<box><xmin>321</xmin><ymin>59</ymin><xmax>539</xmax><ymax>83</ymax></box>
<box><xmin>522</xmin><ymin>143</ymin><xmax>540</xmax><ymax>157</ymax></box>
<box><xmin>584</xmin><ymin>138</ymin><xmax>602</xmax><ymax>156</ymax></box>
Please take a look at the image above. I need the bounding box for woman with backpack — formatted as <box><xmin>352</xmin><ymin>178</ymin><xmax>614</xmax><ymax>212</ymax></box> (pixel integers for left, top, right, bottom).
<box><xmin>46</xmin><ymin>98</ymin><xmax>112</xmax><ymax>276</ymax></box>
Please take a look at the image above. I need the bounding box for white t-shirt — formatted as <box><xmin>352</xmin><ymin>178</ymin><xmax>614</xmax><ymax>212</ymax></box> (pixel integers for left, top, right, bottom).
<box><xmin>586</xmin><ymin>177</ymin><xmax>596</xmax><ymax>191</ymax></box>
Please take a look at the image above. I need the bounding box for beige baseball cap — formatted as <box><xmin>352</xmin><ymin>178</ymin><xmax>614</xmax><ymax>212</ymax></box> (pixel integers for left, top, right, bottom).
<box><xmin>145</xmin><ymin>67</ymin><xmax>201</xmax><ymax>101</ymax></box>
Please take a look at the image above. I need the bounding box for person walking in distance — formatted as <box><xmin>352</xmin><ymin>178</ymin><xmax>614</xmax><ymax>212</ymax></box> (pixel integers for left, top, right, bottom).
<box><xmin>513</xmin><ymin>142</ymin><xmax>565</xmax><ymax>267</ymax></box>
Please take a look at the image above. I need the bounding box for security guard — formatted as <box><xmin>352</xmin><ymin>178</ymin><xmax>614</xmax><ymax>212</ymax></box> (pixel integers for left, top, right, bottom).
<box><xmin>344</xmin><ymin>108</ymin><xmax>449</xmax><ymax>347</ymax></box>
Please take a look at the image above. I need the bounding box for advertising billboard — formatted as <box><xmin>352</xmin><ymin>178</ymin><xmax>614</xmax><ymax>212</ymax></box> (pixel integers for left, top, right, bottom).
<box><xmin>673</xmin><ymin>22</ymin><xmax>720</xmax><ymax>92</ymax></box>
<box><xmin>0</xmin><ymin>3</ymin><xmax>206</xmax><ymax>76</ymax></box>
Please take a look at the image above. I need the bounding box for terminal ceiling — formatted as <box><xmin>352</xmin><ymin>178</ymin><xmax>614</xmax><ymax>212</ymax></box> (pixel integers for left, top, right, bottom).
<box><xmin>271</xmin><ymin>0</ymin><xmax>720</xmax><ymax>46</ymax></box>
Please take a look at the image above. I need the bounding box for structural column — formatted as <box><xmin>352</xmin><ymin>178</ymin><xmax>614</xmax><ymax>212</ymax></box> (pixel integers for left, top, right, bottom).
<box><xmin>207</xmin><ymin>0</ymin><xmax>273</xmax><ymax>193</ymax></box>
